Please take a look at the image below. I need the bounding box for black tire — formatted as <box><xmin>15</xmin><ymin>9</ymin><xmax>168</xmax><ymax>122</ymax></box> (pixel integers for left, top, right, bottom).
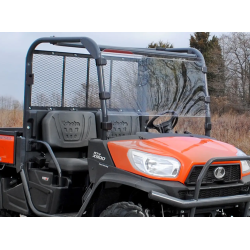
<box><xmin>88</xmin><ymin>188</ymin><xmax>121</xmax><ymax>217</ymax></box>
<box><xmin>100</xmin><ymin>202</ymin><xmax>146</xmax><ymax>217</ymax></box>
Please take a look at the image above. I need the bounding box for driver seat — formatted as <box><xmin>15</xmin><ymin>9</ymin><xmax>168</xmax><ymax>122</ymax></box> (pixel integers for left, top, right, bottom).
<box><xmin>96</xmin><ymin>110</ymin><xmax>141</xmax><ymax>138</ymax></box>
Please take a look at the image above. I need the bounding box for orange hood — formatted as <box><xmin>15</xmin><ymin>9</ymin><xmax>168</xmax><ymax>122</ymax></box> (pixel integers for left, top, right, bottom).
<box><xmin>107</xmin><ymin>136</ymin><xmax>240</xmax><ymax>184</ymax></box>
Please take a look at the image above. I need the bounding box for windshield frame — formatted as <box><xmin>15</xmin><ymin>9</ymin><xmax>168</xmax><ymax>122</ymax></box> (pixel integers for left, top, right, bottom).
<box><xmin>24</xmin><ymin>37</ymin><xmax>211</xmax><ymax>139</ymax></box>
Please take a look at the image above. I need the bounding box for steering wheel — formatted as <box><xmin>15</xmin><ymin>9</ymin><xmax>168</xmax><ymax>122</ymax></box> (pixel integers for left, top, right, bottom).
<box><xmin>146</xmin><ymin>110</ymin><xmax>178</xmax><ymax>133</ymax></box>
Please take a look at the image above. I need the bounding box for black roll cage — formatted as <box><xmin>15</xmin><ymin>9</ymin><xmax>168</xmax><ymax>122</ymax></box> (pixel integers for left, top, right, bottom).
<box><xmin>23</xmin><ymin>37</ymin><xmax>211</xmax><ymax>140</ymax></box>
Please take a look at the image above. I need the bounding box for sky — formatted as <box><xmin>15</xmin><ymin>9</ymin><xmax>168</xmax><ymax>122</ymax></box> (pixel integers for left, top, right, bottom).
<box><xmin>0</xmin><ymin>32</ymin><xmax>224</xmax><ymax>102</ymax></box>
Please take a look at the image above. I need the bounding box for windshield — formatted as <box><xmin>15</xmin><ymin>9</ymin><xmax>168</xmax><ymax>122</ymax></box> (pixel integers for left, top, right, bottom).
<box><xmin>31</xmin><ymin>51</ymin><xmax>206</xmax><ymax>116</ymax></box>
<box><xmin>31</xmin><ymin>50</ymin><xmax>207</xmax><ymax>135</ymax></box>
<box><xmin>102</xmin><ymin>53</ymin><xmax>206</xmax><ymax>117</ymax></box>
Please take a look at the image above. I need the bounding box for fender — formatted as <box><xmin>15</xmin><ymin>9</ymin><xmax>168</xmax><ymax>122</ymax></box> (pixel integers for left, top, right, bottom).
<box><xmin>80</xmin><ymin>162</ymin><xmax>187</xmax><ymax>215</ymax></box>
<box><xmin>81</xmin><ymin>171</ymin><xmax>167</xmax><ymax>215</ymax></box>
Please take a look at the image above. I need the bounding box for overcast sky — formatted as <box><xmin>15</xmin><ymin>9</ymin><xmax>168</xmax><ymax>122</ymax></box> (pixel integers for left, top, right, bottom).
<box><xmin>0</xmin><ymin>32</ymin><xmax>224</xmax><ymax>102</ymax></box>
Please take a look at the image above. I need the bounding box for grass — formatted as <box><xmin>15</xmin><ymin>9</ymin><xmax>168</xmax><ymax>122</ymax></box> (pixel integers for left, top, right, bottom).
<box><xmin>176</xmin><ymin>114</ymin><xmax>250</xmax><ymax>155</ymax></box>
<box><xmin>0</xmin><ymin>110</ymin><xmax>23</xmax><ymax>128</ymax></box>
<box><xmin>1</xmin><ymin>110</ymin><xmax>250</xmax><ymax>154</ymax></box>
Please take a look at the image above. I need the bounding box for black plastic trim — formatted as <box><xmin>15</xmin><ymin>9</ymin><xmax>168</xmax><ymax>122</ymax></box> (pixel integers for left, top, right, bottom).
<box><xmin>107</xmin><ymin>132</ymin><xmax>212</xmax><ymax>142</ymax></box>
<box><xmin>20</xmin><ymin>169</ymin><xmax>55</xmax><ymax>217</ymax></box>
<box><xmin>99</xmin><ymin>92</ymin><xmax>111</xmax><ymax>100</ymax></box>
<box><xmin>101</xmin><ymin>122</ymin><xmax>112</xmax><ymax>131</ymax></box>
<box><xmin>205</xmin><ymin>123</ymin><xmax>212</xmax><ymax>130</ymax></box>
<box><xmin>185</xmin><ymin>163</ymin><xmax>241</xmax><ymax>185</ymax></box>
<box><xmin>96</xmin><ymin>58</ymin><xmax>107</xmax><ymax>66</ymax></box>
<box><xmin>26</xmin><ymin>73</ymin><xmax>34</xmax><ymax>85</ymax></box>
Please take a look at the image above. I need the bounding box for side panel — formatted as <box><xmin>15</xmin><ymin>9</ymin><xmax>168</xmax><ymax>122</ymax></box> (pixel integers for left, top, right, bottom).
<box><xmin>1</xmin><ymin>178</ymin><xmax>30</xmax><ymax>215</ymax></box>
<box><xmin>87</xmin><ymin>139</ymin><xmax>115</xmax><ymax>183</ymax></box>
<box><xmin>0</xmin><ymin>135</ymin><xmax>15</xmax><ymax>165</ymax></box>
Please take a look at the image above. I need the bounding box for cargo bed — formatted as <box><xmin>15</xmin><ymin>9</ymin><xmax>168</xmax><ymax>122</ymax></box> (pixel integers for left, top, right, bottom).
<box><xmin>0</xmin><ymin>128</ymin><xmax>23</xmax><ymax>166</ymax></box>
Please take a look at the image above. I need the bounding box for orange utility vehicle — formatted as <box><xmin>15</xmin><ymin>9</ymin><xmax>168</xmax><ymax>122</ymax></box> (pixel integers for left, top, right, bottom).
<box><xmin>1</xmin><ymin>37</ymin><xmax>250</xmax><ymax>217</ymax></box>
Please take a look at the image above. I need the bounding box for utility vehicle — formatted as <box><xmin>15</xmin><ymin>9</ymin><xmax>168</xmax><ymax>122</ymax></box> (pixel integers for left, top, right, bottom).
<box><xmin>1</xmin><ymin>37</ymin><xmax>250</xmax><ymax>217</ymax></box>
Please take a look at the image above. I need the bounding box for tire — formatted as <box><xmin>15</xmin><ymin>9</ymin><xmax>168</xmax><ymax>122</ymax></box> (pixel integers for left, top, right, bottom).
<box><xmin>88</xmin><ymin>188</ymin><xmax>121</xmax><ymax>217</ymax></box>
<box><xmin>100</xmin><ymin>202</ymin><xmax>146</xmax><ymax>217</ymax></box>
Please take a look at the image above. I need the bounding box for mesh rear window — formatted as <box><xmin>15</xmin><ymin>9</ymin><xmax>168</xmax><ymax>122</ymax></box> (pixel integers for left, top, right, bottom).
<box><xmin>31</xmin><ymin>52</ymin><xmax>137</xmax><ymax>109</ymax></box>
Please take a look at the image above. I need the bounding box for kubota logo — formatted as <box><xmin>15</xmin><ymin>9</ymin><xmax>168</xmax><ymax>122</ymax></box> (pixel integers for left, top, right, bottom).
<box><xmin>61</xmin><ymin>121</ymin><xmax>80</xmax><ymax>126</ymax></box>
<box><xmin>92</xmin><ymin>152</ymin><xmax>106</xmax><ymax>161</ymax></box>
<box><xmin>214</xmin><ymin>167</ymin><xmax>226</xmax><ymax>179</ymax></box>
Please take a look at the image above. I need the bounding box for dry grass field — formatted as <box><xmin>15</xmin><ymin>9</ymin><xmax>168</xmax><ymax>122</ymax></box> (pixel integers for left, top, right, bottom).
<box><xmin>1</xmin><ymin>110</ymin><xmax>250</xmax><ymax>154</ymax></box>
<box><xmin>176</xmin><ymin>113</ymin><xmax>250</xmax><ymax>155</ymax></box>
<box><xmin>0</xmin><ymin>110</ymin><xmax>23</xmax><ymax>128</ymax></box>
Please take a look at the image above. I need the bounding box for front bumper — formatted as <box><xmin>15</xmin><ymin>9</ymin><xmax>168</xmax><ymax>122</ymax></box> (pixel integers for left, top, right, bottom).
<box><xmin>149</xmin><ymin>191</ymin><xmax>250</xmax><ymax>214</ymax></box>
<box><xmin>148</xmin><ymin>156</ymin><xmax>250</xmax><ymax>217</ymax></box>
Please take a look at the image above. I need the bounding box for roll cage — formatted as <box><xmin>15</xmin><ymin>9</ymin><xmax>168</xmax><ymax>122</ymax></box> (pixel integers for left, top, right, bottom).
<box><xmin>23</xmin><ymin>37</ymin><xmax>211</xmax><ymax>140</ymax></box>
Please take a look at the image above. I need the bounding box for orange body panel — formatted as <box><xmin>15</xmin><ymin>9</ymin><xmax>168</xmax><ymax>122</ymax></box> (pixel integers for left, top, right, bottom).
<box><xmin>0</xmin><ymin>135</ymin><xmax>15</xmax><ymax>164</ymax></box>
<box><xmin>107</xmin><ymin>137</ymin><xmax>245</xmax><ymax>184</ymax></box>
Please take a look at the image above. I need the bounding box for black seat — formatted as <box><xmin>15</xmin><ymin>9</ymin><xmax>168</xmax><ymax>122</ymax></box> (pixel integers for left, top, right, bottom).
<box><xmin>48</xmin><ymin>158</ymin><xmax>88</xmax><ymax>173</ymax></box>
<box><xmin>95</xmin><ymin>110</ymin><xmax>140</xmax><ymax>138</ymax></box>
<box><xmin>42</xmin><ymin>111</ymin><xmax>97</xmax><ymax>173</ymax></box>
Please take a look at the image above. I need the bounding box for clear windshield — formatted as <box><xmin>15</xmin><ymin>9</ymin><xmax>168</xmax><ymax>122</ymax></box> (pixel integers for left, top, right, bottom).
<box><xmin>31</xmin><ymin>50</ymin><xmax>207</xmax><ymax>135</ymax></box>
<box><xmin>102</xmin><ymin>53</ymin><xmax>206</xmax><ymax>117</ymax></box>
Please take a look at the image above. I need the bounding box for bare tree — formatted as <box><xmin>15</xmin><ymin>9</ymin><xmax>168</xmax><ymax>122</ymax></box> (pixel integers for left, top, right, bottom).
<box><xmin>220</xmin><ymin>32</ymin><xmax>250</xmax><ymax>111</ymax></box>
<box><xmin>0</xmin><ymin>96</ymin><xmax>23</xmax><ymax>127</ymax></box>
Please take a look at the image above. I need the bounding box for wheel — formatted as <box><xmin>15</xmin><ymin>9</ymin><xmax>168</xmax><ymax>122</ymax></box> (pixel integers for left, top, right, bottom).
<box><xmin>88</xmin><ymin>188</ymin><xmax>121</xmax><ymax>217</ymax></box>
<box><xmin>100</xmin><ymin>202</ymin><xmax>146</xmax><ymax>217</ymax></box>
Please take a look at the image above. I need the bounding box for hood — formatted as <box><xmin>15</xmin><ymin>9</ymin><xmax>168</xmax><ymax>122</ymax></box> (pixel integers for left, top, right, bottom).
<box><xmin>107</xmin><ymin>136</ymin><xmax>239</xmax><ymax>184</ymax></box>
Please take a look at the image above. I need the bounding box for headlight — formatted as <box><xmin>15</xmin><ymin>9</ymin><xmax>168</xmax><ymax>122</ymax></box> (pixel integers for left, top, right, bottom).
<box><xmin>236</xmin><ymin>148</ymin><xmax>250</xmax><ymax>174</ymax></box>
<box><xmin>127</xmin><ymin>149</ymin><xmax>181</xmax><ymax>177</ymax></box>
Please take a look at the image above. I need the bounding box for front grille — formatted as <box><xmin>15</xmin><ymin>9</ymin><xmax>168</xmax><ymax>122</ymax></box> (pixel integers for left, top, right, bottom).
<box><xmin>185</xmin><ymin>164</ymin><xmax>241</xmax><ymax>185</ymax></box>
<box><xmin>179</xmin><ymin>186</ymin><xmax>247</xmax><ymax>200</ymax></box>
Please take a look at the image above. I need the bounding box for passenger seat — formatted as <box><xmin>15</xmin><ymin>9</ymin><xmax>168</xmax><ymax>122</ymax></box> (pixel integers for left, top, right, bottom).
<box><xmin>42</xmin><ymin>111</ymin><xmax>97</xmax><ymax>173</ymax></box>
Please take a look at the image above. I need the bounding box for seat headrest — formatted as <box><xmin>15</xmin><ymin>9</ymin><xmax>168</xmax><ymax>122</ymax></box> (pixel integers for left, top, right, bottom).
<box><xmin>96</xmin><ymin>110</ymin><xmax>140</xmax><ymax>138</ymax></box>
<box><xmin>42</xmin><ymin>111</ymin><xmax>96</xmax><ymax>148</ymax></box>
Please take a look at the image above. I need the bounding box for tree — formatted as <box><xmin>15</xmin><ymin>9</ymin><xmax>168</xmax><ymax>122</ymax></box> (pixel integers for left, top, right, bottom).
<box><xmin>148</xmin><ymin>40</ymin><xmax>173</xmax><ymax>48</ymax></box>
<box><xmin>219</xmin><ymin>32</ymin><xmax>250</xmax><ymax>110</ymax></box>
<box><xmin>190</xmin><ymin>32</ymin><xmax>225</xmax><ymax>97</ymax></box>
<box><xmin>0</xmin><ymin>96</ymin><xmax>23</xmax><ymax>127</ymax></box>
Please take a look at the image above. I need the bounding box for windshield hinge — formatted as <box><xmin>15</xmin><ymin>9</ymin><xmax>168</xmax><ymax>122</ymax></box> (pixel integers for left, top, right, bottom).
<box><xmin>101</xmin><ymin>122</ymin><xmax>112</xmax><ymax>131</ymax></box>
<box><xmin>205</xmin><ymin>96</ymin><xmax>210</xmax><ymax>103</ymax></box>
<box><xmin>202</xmin><ymin>66</ymin><xmax>207</xmax><ymax>73</ymax></box>
<box><xmin>99</xmin><ymin>92</ymin><xmax>110</xmax><ymax>100</ymax></box>
<box><xmin>26</xmin><ymin>73</ymin><xmax>34</xmax><ymax>85</ymax></box>
<box><xmin>96</xmin><ymin>58</ymin><xmax>107</xmax><ymax>66</ymax></box>
<box><xmin>205</xmin><ymin>122</ymin><xmax>212</xmax><ymax>130</ymax></box>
